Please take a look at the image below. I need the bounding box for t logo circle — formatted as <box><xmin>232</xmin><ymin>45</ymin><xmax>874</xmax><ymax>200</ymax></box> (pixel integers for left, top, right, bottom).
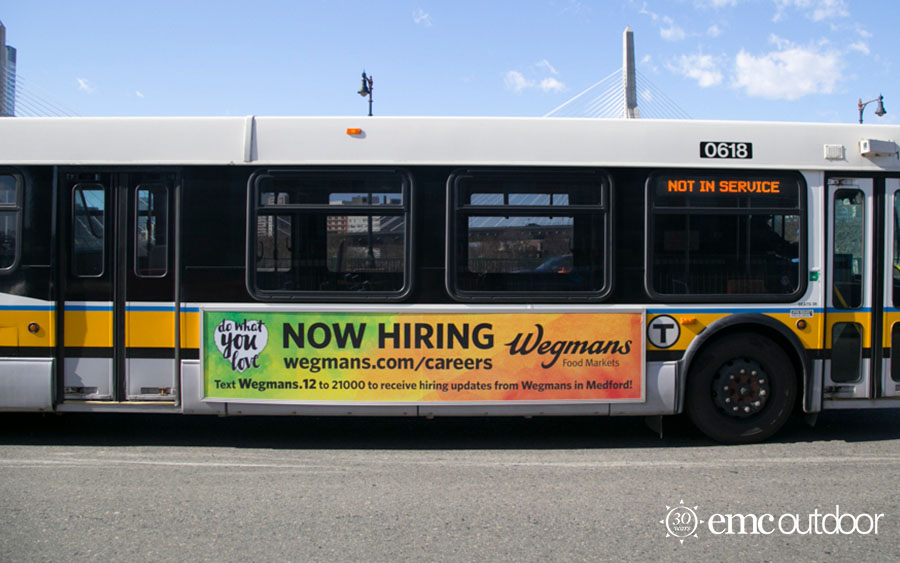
<box><xmin>648</xmin><ymin>315</ymin><xmax>680</xmax><ymax>349</ymax></box>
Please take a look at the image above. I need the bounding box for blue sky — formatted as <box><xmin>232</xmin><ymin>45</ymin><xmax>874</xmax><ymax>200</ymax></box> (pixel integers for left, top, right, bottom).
<box><xmin>2</xmin><ymin>1</ymin><xmax>896</xmax><ymax>123</ymax></box>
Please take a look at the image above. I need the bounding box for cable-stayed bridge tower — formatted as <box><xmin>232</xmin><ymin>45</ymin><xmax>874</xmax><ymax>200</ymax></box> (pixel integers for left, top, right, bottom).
<box><xmin>545</xmin><ymin>27</ymin><xmax>689</xmax><ymax>119</ymax></box>
<box><xmin>0</xmin><ymin>20</ymin><xmax>15</xmax><ymax>117</ymax></box>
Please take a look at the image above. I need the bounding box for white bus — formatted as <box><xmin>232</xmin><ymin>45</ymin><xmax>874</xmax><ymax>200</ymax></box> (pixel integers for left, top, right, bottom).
<box><xmin>1</xmin><ymin>115</ymin><xmax>898</xmax><ymax>443</ymax></box>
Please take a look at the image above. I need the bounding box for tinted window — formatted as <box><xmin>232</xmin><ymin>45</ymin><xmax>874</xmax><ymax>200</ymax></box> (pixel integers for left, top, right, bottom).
<box><xmin>0</xmin><ymin>174</ymin><xmax>21</xmax><ymax>271</ymax></box>
<box><xmin>648</xmin><ymin>171</ymin><xmax>804</xmax><ymax>299</ymax></box>
<box><xmin>892</xmin><ymin>192</ymin><xmax>900</xmax><ymax>306</ymax></box>
<box><xmin>135</xmin><ymin>185</ymin><xmax>169</xmax><ymax>278</ymax></box>
<box><xmin>249</xmin><ymin>170</ymin><xmax>410</xmax><ymax>299</ymax></box>
<box><xmin>832</xmin><ymin>189</ymin><xmax>864</xmax><ymax>310</ymax></box>
<box><xmin>448</xmin><ymin>169</ymin><xmax>610</xmax><ymax>300</ymax></box>
<box><xmin>72</xmin><ymin>185</ymin><xmax>106</xmax><ymax>277</ymax></box>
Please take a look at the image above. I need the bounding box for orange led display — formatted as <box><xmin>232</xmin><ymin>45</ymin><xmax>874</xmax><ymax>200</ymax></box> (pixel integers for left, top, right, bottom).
<box><xmin>666</xmin><ymin>179</ymin><xmax>781</xmax><ymax>194</ymax></box>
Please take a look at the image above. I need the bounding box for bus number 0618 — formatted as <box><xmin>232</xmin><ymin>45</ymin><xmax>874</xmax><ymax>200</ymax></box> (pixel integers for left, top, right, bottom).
<box><xmin>700</xmin><ymin>141</ymin><xmax>752</xmax><ymax>159</ymax></box>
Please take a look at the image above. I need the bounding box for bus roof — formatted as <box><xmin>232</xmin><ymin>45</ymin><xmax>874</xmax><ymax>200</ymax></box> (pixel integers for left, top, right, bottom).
<box><xmin>0</xmin><ymin>115</ymin><xmax>898</xmax><ymax>171</ymax></box>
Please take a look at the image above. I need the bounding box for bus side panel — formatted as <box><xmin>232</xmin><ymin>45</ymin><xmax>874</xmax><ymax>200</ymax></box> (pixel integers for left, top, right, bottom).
<box><xmin>0</xmin><ymin>360</ymin><xmax>53</xmax><ymax>410</ymax></box>
<box><xmin>178</xmin><ymin>167</ymin><xmax>250</xmax><ymax>414</ymax></box>
<box><xmin>609</xmin><ymin>361</ymin><xmax>677</xmax><ymax>415</ymax></box>
<box><xmin>0</xmin><ymin>167</ymin><xmax>56</xmax><ymax>411</ymax></box>
<box><xmin>179</xmin><ymin>359</ymin><xmax>223</xmax><ymax>414</ymax></box>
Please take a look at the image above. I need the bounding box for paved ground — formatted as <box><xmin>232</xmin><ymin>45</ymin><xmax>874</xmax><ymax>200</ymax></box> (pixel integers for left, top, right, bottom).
<box><xmin>1</xmin><ymin>410</ymin><xmax>899</xmax><ymax>562</ymax></box>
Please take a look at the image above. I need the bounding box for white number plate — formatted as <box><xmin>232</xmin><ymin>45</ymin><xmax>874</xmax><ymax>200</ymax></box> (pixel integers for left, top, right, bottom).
<box><xmin>700</xmin><ymin>141</ymin><xmax>753</xmax><ymax>159</ymax></box>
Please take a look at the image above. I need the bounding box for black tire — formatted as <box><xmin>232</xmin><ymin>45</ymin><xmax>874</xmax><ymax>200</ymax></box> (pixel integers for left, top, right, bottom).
<box><xmin>686</xmin><ymin>333</ymin><xmax>797</xmax><ymax>444</ymax></box>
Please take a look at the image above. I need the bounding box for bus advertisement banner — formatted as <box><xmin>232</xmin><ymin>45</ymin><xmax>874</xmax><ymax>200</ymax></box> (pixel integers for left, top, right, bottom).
<box><xmin>201</xmin><ymin>310</ymin><xmax>644</xmax><ymax>403</ymax></box>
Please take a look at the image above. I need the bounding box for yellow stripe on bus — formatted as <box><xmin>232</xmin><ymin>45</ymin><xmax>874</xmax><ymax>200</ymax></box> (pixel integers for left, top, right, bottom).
<box><xmin>180</xmin><ymin>310</ymin><xmax>200</xmax><ymax>349</ymax></box>
<box><xmin>124</xmin><ymin>310</ymin><xmax>176</xmax><ymax>348</ymax></box>
<box><xmin>825</xmin><ymin>312</ymin><xmax>873</xmax><ymax>348</ymax></box>
<box><xmin>0</xmin><ymin>310</ymin><xmax>55</xmax><ymax>347</ymax></box>
<box><xmin>646</xmin><ymin>312</ymin><xmax>825</xmax><ymax>352</ymax></box>
<box><xmin>53</xmin><ymin>309</ymin><xmax>889</xmax><ymax>353</ymax></box>
<box><xmin>63</xmin><ymin>310</ymin><xmax>112</xmax><ymax>348</ymax></box>
<box><xmin>883</xmin><ymin>312</ymin><xmax>900</xmax><ymax>348</ymax></box>
<box><xmin>63</xmin><ymin>310</ymin><xmax>179</xmax><ymax>349</ymax></box>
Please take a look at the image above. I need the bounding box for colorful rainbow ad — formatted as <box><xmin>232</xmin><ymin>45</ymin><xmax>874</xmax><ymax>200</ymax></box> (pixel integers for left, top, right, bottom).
<box><xmin>202</xmin><ymin>310</ymin><xmax>644</xmax><ymax>403</ymax></box>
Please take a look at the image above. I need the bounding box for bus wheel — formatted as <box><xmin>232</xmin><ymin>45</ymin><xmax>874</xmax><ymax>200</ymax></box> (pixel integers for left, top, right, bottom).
<box><xmin>686</xmin><ymin>333</ymin><xmax>796</xmax><ymax>444</ymax></box>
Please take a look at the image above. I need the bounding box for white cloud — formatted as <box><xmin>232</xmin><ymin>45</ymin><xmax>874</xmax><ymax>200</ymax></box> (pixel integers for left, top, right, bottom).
<box><xmin>540</xmin><ymin>77</ymin><xmax>566</xmax><ymax>93</ymax></box>
<box><xmin>848</xmin><ymin>41</ymin><xmax>870</xmax><ymax>55</ymax></box>
<box><xmin>640</xmin><ymin>54</ymin><xmax>659</xmax><ymax>72</ymax></box>
<box><xmin>76</xmin><ymin>78</ymin><xmax>95</xmax><ymax>93</ymax></box>
<box><xmin>695</xmin><ymin>0</ymin><xmax>740</xmax><ymax>7</ymax></box>
<box><xmin>660</xmin><ymin>17</ymin><xmax>687</xmax><ymax>41</ymax></box>
<box><xmin>668</xmin><ymin>53</ymin><xmax>723</xmax><ymax>87</ymax></box>
<box><xmin>808</xmin><ymin>0</ymin><xmax>849</xmax><ymax>21</ymax></box>
<box><xmin>505</xmin><ymin>60</ymin><xmax>566</xmax><ymax>94</ymax></box>
<box><xmin>640</xmin><ymin>5</ymin><xmax>687</xmax><ymax>41</ymax></box>
<box><xmin>536</xmin><ymin>59</ymin><xmax>559</xmax><ymax>75</ymax></box>
<box><xmin>773</xmin><ymin>0</ymin><xmax>849</xmax><ymax>23</ymax></box>
<box><xmin>504</xmin><ymin>70</ymin><xmax>533</xmax><ymax>94</ymax></box>
<box><xmin>413</xmin><ymin>8</ymin><xmax>432</xmax><ymax>27</ymax></box>
<box><xmin>562</xmin><ymin>0</ymin><xmax>590</xmax><ymax>15</ymax></box>
<box><xmin>639</xmin><ymin>2</ymin><xmax>663</xmax><ymax>21</ymax></box>
<box><xmin>135</xmin><ymin>90</ymin><xmax>145</xmax><ymax>98</ymax></box>
<box><xmin>768</xmin><ymin>33</ymin><xmax>792</xmax><ymax>49</ymax></box>
<box><xmin>732</xmin><ymin>41</ymin><xmax>843</xmax><ymax>100</ymax></box>
<box><xmin>707</xmin><ymin>24</ymin><xmax>723</xmax><ymax>37</ymax></box>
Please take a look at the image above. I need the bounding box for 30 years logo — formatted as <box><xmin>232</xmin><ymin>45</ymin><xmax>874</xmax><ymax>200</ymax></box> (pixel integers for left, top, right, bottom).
<box><xmin>661</xmin><ymin>500</ymin><xmax>703</xmax><ymax>544</ymax></box>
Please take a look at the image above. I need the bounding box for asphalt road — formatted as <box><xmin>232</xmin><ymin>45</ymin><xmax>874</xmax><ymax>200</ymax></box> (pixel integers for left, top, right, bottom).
<box><xmin>1</xmin><ymin>410</ymin><xmax>900</xmax><ymax>562</ymax></box>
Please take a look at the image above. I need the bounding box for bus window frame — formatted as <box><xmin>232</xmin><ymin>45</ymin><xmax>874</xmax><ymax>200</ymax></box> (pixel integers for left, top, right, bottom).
<box><xmin>134</xmin><ymin>183</ymin><xmax>170</xmax><ymax>279</ymax></box>
<box><xmin>0</xmin><ymin>169</ymin><xmax>23</xmax><ymax>275</ymax></box>
<box><xmin>644</xmin><ymin>169</ymin><xmax>808</xmax><ymax>303</ymax></box>
<box><xmin>893</xmin><ymin>188</ymin><xmax>900</xmax><ymax>309</ymax></box>
<box><xmin>445</xmin><ymin>167</ymin><xmax>613</xmax><ymax>303</ymax></box>
<box><xmin>245</xmin><ymin>167</ymin><xmax>414</xmax><ymax>302</ymax></box>
<box><xmin>71</xmin><ymin>182</ymin><xmax>108</xmax><ymax>279</ymax></box>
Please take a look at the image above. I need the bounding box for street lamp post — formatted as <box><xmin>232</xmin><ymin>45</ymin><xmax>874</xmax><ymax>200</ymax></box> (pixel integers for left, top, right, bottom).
<box><xmin>358</xmin><ymin>71</ymin><xmax>374</xmax><ymax>117</ymax></box>
<box><xmin>858</xmin><ymin>94</ymin><xmax>886</xmax><ymax>124</ymax></box>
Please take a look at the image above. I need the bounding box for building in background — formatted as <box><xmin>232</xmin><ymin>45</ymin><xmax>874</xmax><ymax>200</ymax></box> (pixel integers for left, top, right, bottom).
<box><xmin>0</xmin><ymin>20</ymin><xmax>16</xmax><ymax>117</ymax></box>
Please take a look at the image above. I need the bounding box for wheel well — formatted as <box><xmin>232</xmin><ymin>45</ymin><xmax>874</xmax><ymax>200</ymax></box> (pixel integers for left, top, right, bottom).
<box><xmin>684</xmin><ymin>323</ymin><xmax>805</xmax><ymax>412</ymax></box>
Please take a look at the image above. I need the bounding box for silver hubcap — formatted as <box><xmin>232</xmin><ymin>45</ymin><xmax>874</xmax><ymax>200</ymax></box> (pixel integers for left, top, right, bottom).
<box><xmin>712</xmin><ymin>358</ymin><xmax>770</xmax><ymax>418</ymax></box>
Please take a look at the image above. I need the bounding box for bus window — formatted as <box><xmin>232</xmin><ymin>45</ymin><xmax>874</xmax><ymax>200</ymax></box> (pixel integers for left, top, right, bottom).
<box><xmin>447</xmin><ymin>169</ymin><xmax>610</xmax><ymax>300</ymax></box>
<box><xmin>0</xmin><ymin>174</ymin><xmax>20</xmax><ymax>272</ymax></box>
<box><xmin>832</xmin><ymin>189</ymin><xmax>864</xmax><ymax>310</ymax></box>
<box><xmin>257</xmin><ymin>214</ymin><xmax>292</xmax><ymax>273</ymax></box>
<box><xmin>832</xmin><ymin>322</ymin><xmax>863</xmax><ymax>383</ymax></box>
<box><xmin>647</xmin><ymin>171</ymin><xmax>804</xmax><ymax>300</ymax></box>
<box><xmin>72</xmin><ymin>185</ymin><xmax>106</xmax><ymax>277</ymax></box>
<box><xmin>893</xmin><ymin>192</ymin><xmax>900</xmax><ymax>307</ymax></box>
<box><xmin>135</xmin><ymin>185</ymin><xmax>169</xmax><ymax>278</ymax></box>
<box><xmin>892</xmin><ymin>324</ymin><xmax>900</xmax><ymax>383</ymax></box>
<box><xmin>893</xmin><ymin>192</ymin><xmax>900</xmax><ymax>384</ymax></box>
<box><xmin>248</xmin><ymin>170</ymin><xmax>410</xmax><ymax>299</ymax></box>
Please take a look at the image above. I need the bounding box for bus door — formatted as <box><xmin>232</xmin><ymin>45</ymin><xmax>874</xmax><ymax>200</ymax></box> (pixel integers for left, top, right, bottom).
<box><xmin>882</xmin><ymin>178</ymin><xmax>900</xmax><ymax>398</ymax></box>
<box><xmin>60</xmin><ymin>171</ymin><xmax>177</xmax><ymax>402</ymax></box>
<box><xmin>824</xmin><ymin>177</ymin><xmax>877</xmax><ymax>399</ymax></box>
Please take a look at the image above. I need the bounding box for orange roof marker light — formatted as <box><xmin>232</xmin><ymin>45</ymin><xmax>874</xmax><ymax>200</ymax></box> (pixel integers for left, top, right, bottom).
<box><xmin>346</xmin><ymin>128</ymin><xmax>363</xmax><ymax>136</ymax></box>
